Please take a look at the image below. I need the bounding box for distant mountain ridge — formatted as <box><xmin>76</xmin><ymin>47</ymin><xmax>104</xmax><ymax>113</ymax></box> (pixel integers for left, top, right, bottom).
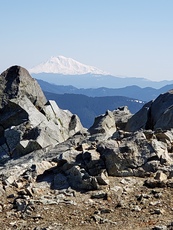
<box><xmin>33</xmin><ymin>72</ymin><xmax>173</xmax><ymax>89</ymax></box>
<box><xmin>37</xmin><ymin>79</ymin><xmax>173</xmax><ymax>101</ymax></box>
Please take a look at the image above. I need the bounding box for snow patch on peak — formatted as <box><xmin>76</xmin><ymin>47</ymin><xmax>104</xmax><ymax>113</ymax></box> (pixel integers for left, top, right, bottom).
<box><xmin>29</xmin><ymin>56</ymin><xmax>109</xmax><ymax>75</ymax></box>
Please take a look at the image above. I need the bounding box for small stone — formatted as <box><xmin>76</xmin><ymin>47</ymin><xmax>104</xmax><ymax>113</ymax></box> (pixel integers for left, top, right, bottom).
<box><xmin>100</xmin><ymin>209</ymin><xmax>112</xmax><ymax>214</ymax></box>
<box><xmin>152</xmin><ymin>225</ymin><xmax>167</xmax><ymax>230</ymax></box>
<box><xmin>13</xmin><ymin>181</ymin><xmax>24</xmax><ymax>189</ymax></box>
<box><xmin>25</xmin><ymin>186</ymin><xmax>33</xmax><ymax>197</ymax></box>
<box><xmin>9</xmin><ymin>221</ymin><xmax>17</xmax><ymax>226</ymax></box>
<box><xmin>133</xmin><ymin>205</ymin><xmax>141</xmax><ymax>212</ymax></box>
<box><xmin>14</xmin><ymin>199</ymin><xmax>28</xmax><ymax>212</ymax></box>
<box><xmin>154</xmin><ymin>171</ymin><xmax>167</xmax><ymax>181</ymax></box>
<box><xmin>7</xmin><ymin>194</ymin><xmax>15</xmax><ymax>198</ymax></box>
<box><xmin>153</xmin><ymin>208</ymin><xmax>163</xmax><ymax>215</ymax></box>
<box><xmin>85</xmin><ymin>199</ymin><xmax>95</xmax><ymax>205</ymax></box>
<box><xmin>64</xmin><ymin>200</ymin><xmax>77</xmax><ymax>205</ymax></box>
<box><xmin>149</xmin><ymin>201</ymin><xmax>161</xmax><ymax>206</ymax></box>
<box><xmin>91</xmin><ymin>191</ymin><xmax>107</xmax><ymax>199</ymax></box>
<box><xmin>154</xmin><ymin>192</ymin><xmax>162</xmax><ymax>198</ymax></box>
<box><xmin>111</xmin><ymin>186</ymin><xmax>123</xmax><ymax>196</ymax></box>
<box><xmin>96</xmin><ymin>171</ymin><xmax>110</xmax><ymax>185</ymax></box>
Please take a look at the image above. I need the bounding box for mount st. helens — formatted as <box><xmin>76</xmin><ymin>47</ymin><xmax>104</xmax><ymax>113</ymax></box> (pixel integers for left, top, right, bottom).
<box><xmin>29</xmin><ymin>56</ymin><xmax>108</xmax><ymax>75</ymax></box>
<box><xmin>30</xmin><ymin>56</ymin><xmax>173</xmax><ymax>88</ymax></box>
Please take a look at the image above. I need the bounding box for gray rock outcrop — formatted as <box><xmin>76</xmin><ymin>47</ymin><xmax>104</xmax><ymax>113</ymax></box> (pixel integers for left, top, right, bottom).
<box><xmin>0</xmin><ymin>66</ymin><xmax>84</xmax><ymax>159</ymax></box>
<box><xmin>126</xmin><ymin>90</ymin><xmax>173</xmax><ymax>131</ymax></box>
<box><xmin>1</xmin><ymin>65</ymin><xmax>173</xmax><ymax>194</ymax></box>
<box><xmin>0</xmin><ymin>66</ymin><xmax>47</xmax><ymax>109</ymax></box>
<box><xmin>89</xmin><ymin>106</ymin><xmax>132</xmax><ymax>140</ymax></box>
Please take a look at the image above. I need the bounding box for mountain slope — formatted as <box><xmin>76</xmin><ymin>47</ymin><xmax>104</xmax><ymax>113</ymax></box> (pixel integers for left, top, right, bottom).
<box><xmin>44</xmin><ymin>91</ymin><xmax>145</xmax><ymax>128</ymax></box>
<box><xmin>29</xmin><ymin>56</ymin><xmax>108</xmax><ymax>75</ymax></box>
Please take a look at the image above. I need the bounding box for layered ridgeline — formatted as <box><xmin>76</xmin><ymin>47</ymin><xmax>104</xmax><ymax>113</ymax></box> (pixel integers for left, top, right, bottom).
<box><xmin>1</xmin><ymin>66</ymin><xmax>173</xmax><ymax>229</ymax></box>
<box><xmin>38</xmin><ymin>79</ymin><xmax>173</xmax><ymax>101</ymax></box>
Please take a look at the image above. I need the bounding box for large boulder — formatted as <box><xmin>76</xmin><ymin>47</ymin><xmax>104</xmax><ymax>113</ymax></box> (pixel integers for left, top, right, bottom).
<box><xmin>150</xmin><ymin>90</ymin><xmax>173</xmax><ymax>130</ymax></box>
<box><xmin>125</xmin><ymin>101</ymin><xmax>152</xmax><ymax>132</ymax></box>
<box><xmin>97</xmin><ymin>131</ymin><xmax>173</xmax><ymax>177</ymax></box>
<box><xmin>89</xmin><ymin>106</ymin><xmax>132</xmax><ymax>140</ymax></box>
<box><xmin>0</xmin><ymin>66</ymin><xmax>84</xmax><ymax>159</ymax></box>
<box><xmin>126</xmin><ymin>90</ymin><xmax>173</xmax><ymax>131</ymax></box>
<box><xmin>113</xmin><ymin>106</ymin><xmax>132</xmax><ymax>130</ymax></box>
<box><xmin>0</xmin><ymin>66</ymin><xmax>46</xmax><ymax>110</ymax></box>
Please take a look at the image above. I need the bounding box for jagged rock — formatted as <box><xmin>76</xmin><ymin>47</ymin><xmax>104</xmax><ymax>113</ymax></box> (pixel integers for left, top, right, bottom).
<box><xmin>0</xmin><ymin>66</ymin><xmax>84</xmax><ymax>158</ymax></box>
<box><xmin>113</xmin><ymin>106</ymin><xmax>132</xmax><ymax>130</ymax></box>
<box><xmin>154</xmin><ymin>129</ymin><xmax>173</xmax><ymax>152</ymax></box>
<box><xmin>65</xmin><ymin>165</ymin><xmax>99</xmax><ymax>190</ymax></box>
<box><xmin>89</xmin><ymin>107</ymin><xmax>132</xmax><ymax>140</ymax></box>
<box><xmin>0</xmin><ymin>96</ymin><xmax>61</xmax><ymax>157</ymax></box>
<box><xmin>3</xmin><ymin>164</ymin><xmax>28</xmax><ymax>185</ymax></box>
<box><xmin>82</xmin><ymin>149</ymin><xmax>105</xmax><ymax>176</ymax></box>
<box><xmin>95</xmin><ymin>170</ymin><xmax>109</xmax><ymax>185</ymax></box>
<box><xmin>53</xmin><ymin>149</ymin><xmax>80</xmax><ymax>166</ymax></box>
<box><xmin>154</xmin><ymin>171</ymin><xmax>168</xmax><ymax>181</ymax></box>
<box><xmin>126</xmin><ymin>90</ymin><xmax>173</xmax><ymax>131</ymax></box>
<box><xmin>43</xmin><ymin>100</ymin><xmax>83</xmax><ymax>138</ymax></box>
<box><xmin>149</xmin><ymin>90</ymin><xmax>173</xmax><ymax>130</ymax></box>
<box><xmin>143</xmin><ymin>129</ymin><xmax>155</xmax><ymax>140</ymax></box>
<box><xmin>155</xmin><ymin>130</ymin><xmax>173</xmax><ymax>143</ymax></box>
<box><xmin>125</xmin><ymin>101</ymin><xmax>152</xmax><ymax>132</ymax></box>
<box><xmin>88</xmin><ymin>110</ymin><xmax>117</xmax><ymax>138</ymax></box>
<box><xmin>97</xmin><ymin>131</ymin><xmax>173</xmax><ymax>176</ymax></box>
<box><xmin>13</xmin><ymin>198</ymin><xmax>28</xmax><ymax>212</ymax></box>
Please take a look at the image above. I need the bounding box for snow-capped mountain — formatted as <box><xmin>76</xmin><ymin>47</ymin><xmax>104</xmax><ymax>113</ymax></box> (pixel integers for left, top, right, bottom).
<box><xmin>29</xmin><ymin>56</ymin><xmax>108</xmax><ymax>75</ymax></box>
<box><xmin>29</xmin><ymin>56</ymin><xmax>173</xmax><ymax>89</ymax></box>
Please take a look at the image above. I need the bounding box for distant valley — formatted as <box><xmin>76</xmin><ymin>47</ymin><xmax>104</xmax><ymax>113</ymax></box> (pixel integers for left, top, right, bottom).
<box><xmin>44</xmin><ymin>91</ymin><xmax>145</xmax><ymax>128</ymax></box>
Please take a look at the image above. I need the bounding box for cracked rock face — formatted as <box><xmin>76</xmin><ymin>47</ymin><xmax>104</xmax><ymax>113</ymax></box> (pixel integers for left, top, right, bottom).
<box><xmin>0</xmin><ymin>66</ymin><xmax>84</xmax><ymax>159</ymax></box>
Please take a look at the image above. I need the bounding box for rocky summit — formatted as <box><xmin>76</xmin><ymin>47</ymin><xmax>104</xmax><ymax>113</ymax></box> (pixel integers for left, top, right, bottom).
<box><xmin>1</xmin><ymin>67</ymin><xmax>173</xmax><ymax>230</ymax></box>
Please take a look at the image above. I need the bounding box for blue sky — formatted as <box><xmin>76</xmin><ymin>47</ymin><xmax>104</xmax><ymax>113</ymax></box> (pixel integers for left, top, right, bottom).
<box><xmin>1</xmin><ymin>0</ymin><xmax>173</xmax><ymax>81</ymax></box>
